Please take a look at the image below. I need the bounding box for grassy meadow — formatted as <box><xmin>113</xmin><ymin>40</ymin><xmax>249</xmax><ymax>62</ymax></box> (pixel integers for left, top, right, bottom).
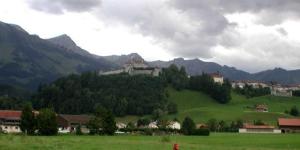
<box><xmin>1</xmin><ymin>133</ymin><xmax>300</xmax><ymax>150</ymax></box>
<box><xmin>117</xmin><ymin>87</ymin><xmax>300</xmax><ymax>125</ymax></box>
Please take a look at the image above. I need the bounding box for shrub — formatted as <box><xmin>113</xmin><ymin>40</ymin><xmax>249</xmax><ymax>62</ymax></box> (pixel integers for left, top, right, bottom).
<box><xmin>193</xmin><ymin>128</ymin><xmax>210</xmax><ymax>136</ymax></box>
<box><xmin>290</xmin><ymin>106</ymin><xmax>299</xmax><ymax>116</ymax></box>
<box><xmin>76</xmin><ymin>125</ymin><xmax>83</xmax><ymax>135</ymax></box>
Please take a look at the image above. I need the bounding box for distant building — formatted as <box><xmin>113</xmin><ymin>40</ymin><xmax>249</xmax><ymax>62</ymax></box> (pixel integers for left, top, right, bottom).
<box><xmin>57</xmin><ymin>114</ymin><xmax>92</xmax><ymax>133</ymax></box>
<box><xmin>167</xmin><ymin>121</ymin><xmax>181</xmax><ymax>130</ymax></box>
<box><xmin>116</xmin><ymin>122</ymin><xmax>127</xmax><ymax>129</ymax></box>
<box><xmin>100</xmin><ymin>58</ymin><xmax>160</xmax><ymax>77</ymax></box>
<box><xmin>278</xmin><ymin>118</ymin><xmax>300</xmax><ymax>133</ymax></box>
<box><xmin>239</xmin><ymin>124</ymin><xmax>281</xmax><ymax>134</ymax></box>
<box><xmin>231</xmin><ymin>80</ymin><xmax>269</xmax><ymax>89</ymax></box>
<box><xmin>148</xmin><ymin>121</ymin><xmax>159</xmax><ymax>129</ymax></box>
<box><xmin>209</xmin><ymin>72</ymin><xmax>224</xmax><ymax>84</ymax></box>
<box><xmin>0</xmin><ymin>110</ymin><xmax>22</xmax><ymax>133</ymax></box>
<box><xmin>255</xmin><ymin>104</ymin><xmax>268</xmax><ymax>112</ymax></box>
<box><xmin>271</xmin><ymin>85</ymin><xmax>293</xmax><ymax>97</ymax></box>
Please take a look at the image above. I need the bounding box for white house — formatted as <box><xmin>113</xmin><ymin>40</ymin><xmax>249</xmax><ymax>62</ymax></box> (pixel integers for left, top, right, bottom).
<box><xmin>148</xmin><ymin>121</ymin><xmax>159</xmax><ymax>129</ymax></box>
<box><xmin>209</xmin><ymin>73</ymin><xmax>224</xmax><ymax>84</ymax></box>
<box><xmin>0</xmin><ymin>110</ymin><xmax>22</xmax><ymax>133</ymax></box>
<box><xmin>167</xmin><ymin>121</ymin><xmax>181</xmax><ymax>130</ymax></box>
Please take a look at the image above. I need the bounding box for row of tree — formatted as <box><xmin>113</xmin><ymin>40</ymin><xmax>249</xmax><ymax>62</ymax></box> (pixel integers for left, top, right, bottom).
<box><xmin>234</xmin><ymin>84</ymin><xmax>270</xmax><ymax>98</ymax></box>
<box><xmin>32</xmin><ymin>72</ymin><xmax>176</xmax><ymax>116</ymax></box>
<box><xmin>189</xmin><ymin>74</ymin><xmax>232</xmax><ymax>104</ymax></box>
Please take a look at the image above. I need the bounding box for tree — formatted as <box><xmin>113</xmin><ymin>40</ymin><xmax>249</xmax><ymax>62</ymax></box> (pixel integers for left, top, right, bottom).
<box><xmin>290</xmin><ymin>106</ymin><xmax>299</xmax><ymax>116</ymax></box>
<box><xmin>167</xmin><ymin>102</ymin><xmax>178</xmax><ymax>114</ymax></box>
<box><xmin>102</xmin><ymin>111</ymin><xmax>117</xmax><ymax>135</ymax></box>
<box><xmin>207</xmin><ymin>119</ymin><xmax>218</xmax><ymax>132</ymax></box>
<box><xmin>20</xmin><ymin>103</ymin><xmax>36</xmax><ymax>135</ymax></box>
<box><xmin>181</xmin><ymin>117</ymin><xmax>196</xmax><ymax>135</ymax></box>
<box><xmin>36</xmin><ymin>108</ymin><xmax>58</xmax><ymax>135</ymax></box>
<box><xmin>76</xmin><ymin>125</ymin><xmax>83</xmax><ymax>135</ymax></box>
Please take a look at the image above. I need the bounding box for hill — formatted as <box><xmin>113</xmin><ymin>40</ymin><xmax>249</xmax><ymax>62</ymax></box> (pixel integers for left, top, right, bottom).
<box><xmin>167</xmin><ymin>88</ymin><xmax>300</xmax><ymax>125</ymax></box>
<box><xmin>0</xmin><ymin>21</ymin><xmax>116</xmax><ymax>90</ymax></box>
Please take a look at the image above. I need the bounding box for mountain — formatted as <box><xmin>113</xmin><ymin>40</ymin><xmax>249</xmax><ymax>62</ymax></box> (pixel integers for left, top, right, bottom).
<box><xmin>103</xmin><ymin>53</ymin><xmax>145</xmax><ymax>66</ymax></box>
<box><xmin>0</xmin><ymin>21</ymin><xmax>116</xmax><ymax>90</ymax></box>
<box><xmin>149</xmin><ymin>58</ymin><xmax>300</xmax><ymax>85</ymax></box>
<box><xmin>47</xmin><ymin>34</ymin><xmax>97</xmax><ymax>58</ymax></box>
<box><xmin>252</xmin><ymin>68</ymin><xmax>300</xmax><ymax>85</ymax></box>
<box><xmin>149</xmin><ymin>58</ymin><xmax>251</xmax><ymax>80</ymax></box>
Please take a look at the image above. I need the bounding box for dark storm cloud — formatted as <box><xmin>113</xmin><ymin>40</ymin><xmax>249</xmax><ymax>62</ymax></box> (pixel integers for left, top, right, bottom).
<box><xmin>26</xmin><ymin>0</ymin><xmax>101</xmax><ymax>14</ymax></box>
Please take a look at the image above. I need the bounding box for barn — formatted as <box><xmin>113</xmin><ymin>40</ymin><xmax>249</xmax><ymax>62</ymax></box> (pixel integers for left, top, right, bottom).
<box><xmin>278</xmin><ymin>118</ymin><xmax>300</xmax><ymax>133</ymax></box>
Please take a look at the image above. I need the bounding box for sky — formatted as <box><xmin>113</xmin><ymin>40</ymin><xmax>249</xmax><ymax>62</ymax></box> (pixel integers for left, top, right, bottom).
<box><xmin>1</xmin><ymin>0</ymin><xmax>300</xmax><ymax>73</ymax></box>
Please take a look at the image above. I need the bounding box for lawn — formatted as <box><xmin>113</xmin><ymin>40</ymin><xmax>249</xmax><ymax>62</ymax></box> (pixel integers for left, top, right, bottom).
<box><xmin>167</xmin><ymin>88</ymin><xmax>300</xmax><ymax>125</ymax></box>
<box><xmin>0</xmin><ymin>133</ymin><xmax>300</xmax><ymax>150</ymax></box>
<box><xmin>116</xmin><ymin>87</ymin><xmax>300</xmax><ymax>125</ymax></box>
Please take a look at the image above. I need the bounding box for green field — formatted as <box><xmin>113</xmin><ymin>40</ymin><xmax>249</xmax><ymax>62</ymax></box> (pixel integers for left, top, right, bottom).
<box><xmin>118</xmin><ymin>88</ymin><xmax>300</xmax><ymax>125</ymax></box>
<box><xmin>1</xmin><ymin>133</ymin><xmax>300</xmax><ymax>150</ymax></box>
<box><xmin>167</xmin><ymin>88</ymin><xmax>300</xmax><ymax>125</ymax></box>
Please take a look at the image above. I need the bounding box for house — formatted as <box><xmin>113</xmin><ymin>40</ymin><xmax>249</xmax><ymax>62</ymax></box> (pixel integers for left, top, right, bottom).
<box><xmin>116</xmin><ymin>122</ymin><xmax>127</xmax><ymax>129</ymax></box>
<box><xmin>239</xmin><ymin>124</ymin><xmax>281</xmax><ymax>134</ymax></box>
<box><xmin>196</xmin><ymin>123</ymin><xmax>208</xmax><ymax>129</ymax></box>
<box><xmin>100</xmin><ymin>58</ymin><xmax>160</xmax><ymax>77</ymax></box>
<box><xmin>0</xmin><ymin>110</ymin><xmax>22</xmax><ymax>133</ymax></box>
<box><xmin>278</xmin><ymin>118</ymin><xmax>300</xmax><ymax>133</ymax></box>
<box><xmin>255</xmin><ymin>104</ymin><xmax>268</xmax><ymax>112</ymax></box>
<box><xmin>148</xmin><ymin>121</ymin><xmax>158</xmax><ymax>129</ymax></box>
<box><xmin>57</xmin><ymin>114</ymin><xmax>92</xmax><ymax>133</ymax></box>
<box><xmin>232</xmin><ymin>80</ymin><xmax>269</xmax><ymax>89</ymax></box>
<box><xmin>271</xmin><ymin>85</ymin><xmax>293</xmax><ymax>97</ymax></box>
<box><xmin>209</xmin><ymin>72</ymin><xmax>224</xmax><ymax>84</ymax></box>
<box><xmin>167</xmin><ymin>121</ymin><xmax>181</xmax><ymax>130</ymax></box>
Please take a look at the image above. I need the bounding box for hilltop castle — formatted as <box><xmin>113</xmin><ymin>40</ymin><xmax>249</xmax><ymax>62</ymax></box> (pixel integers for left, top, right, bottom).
<box><xmin>99</xmin><ymin>58</ymin><xmax>160</xmax><ymax>77</ymax></box>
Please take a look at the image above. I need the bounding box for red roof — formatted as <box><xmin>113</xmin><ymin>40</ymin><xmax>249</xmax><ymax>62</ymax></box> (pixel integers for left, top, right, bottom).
<box><xmin>278</xmin><ymin>118</ymin><xmax>300</xmax><ymax>126</ymax></box>
<box><xmin>0</xmin><ymin>110</ymin><xmax>22</xmax><ymax>119</ymax></box>
<box><xmin>244</xmin><ymin>124</ymin><xmax>275</xmax><ymax>129</ymax></box>
<box><xmin>210</xmin><ymin>73</ymin><xmax>223</xmax><ymax>78</ymax></box>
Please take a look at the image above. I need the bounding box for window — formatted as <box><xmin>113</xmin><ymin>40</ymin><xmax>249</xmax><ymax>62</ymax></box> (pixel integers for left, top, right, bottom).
<box><xmin>15</xmin><ymin>127</ymin><xmax>18</xmax><ymax>129</ymax></box>
<box><xmin>5</xmin><ymin>126</ymin><xmax>7</xmax><ymax>129</ymax></box>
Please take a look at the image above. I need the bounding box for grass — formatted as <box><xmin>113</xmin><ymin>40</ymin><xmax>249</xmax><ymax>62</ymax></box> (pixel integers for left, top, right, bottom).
<box><xmin>0</xmin><ymin>133</ymin><xmax>300</xmax><ymax>150</ymax></box>
<box><xmin>167</xmin><ymin>87</ymin><xmax>300</xmax><ymax>125</ymax></box>
<box><xmin>118</xmin><ymin>87</ymin><xmax>300</xmax><ymax>125</ymax></box>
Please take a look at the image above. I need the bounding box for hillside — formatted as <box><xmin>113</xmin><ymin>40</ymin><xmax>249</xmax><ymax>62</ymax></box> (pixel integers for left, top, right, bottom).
<box><xmin>167</xmin><ymin>88</ymin><xmax>300</xmax><ymax>125</ymax></box>
<box><xmin>0</xmin><ymin>21</ymin><xmax>116</xmax><ymax>90</ymax></box>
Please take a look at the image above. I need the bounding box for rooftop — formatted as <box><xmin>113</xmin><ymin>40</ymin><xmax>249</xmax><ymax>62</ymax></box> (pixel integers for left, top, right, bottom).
<box><xmin>278</xmin><ymin>118</ymin><xmax>300</xmax><ymax>126</ymax></box>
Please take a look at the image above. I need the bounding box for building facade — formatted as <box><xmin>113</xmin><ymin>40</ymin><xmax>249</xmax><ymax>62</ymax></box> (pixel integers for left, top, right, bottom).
<box><xmin>57</xmin><ymin>114</ymin><xmax>92</xmax><ymax>133</ymax></box>
<box><xmin>0</xmin><ymin>110</ymin><xmax>22</xmax><ymax>133</ymax></box>
<box><xmin>278</xmin><ymin>118</ymin><xmax>300</xmax><ymax>133</ymax></box>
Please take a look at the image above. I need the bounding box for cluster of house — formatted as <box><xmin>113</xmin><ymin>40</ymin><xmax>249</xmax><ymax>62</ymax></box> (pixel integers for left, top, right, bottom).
<box><xmin>0</xmin><ymin>110</ymin><xmax>180</xmax><ymax>134</ymax></box>
<box><xmin>99</xmin><ymin>58</ymin><xmax>160</xmax><ymax>77</ymax></box>
<box><xmin>231</xmin><ymin>80</ymin><xmax>300</xmax><ymax>97</ymax></box>
<box><xmin>239</xmin><ymin>118</ymin><xmax>300</xmax><ymax>134</ymax></box>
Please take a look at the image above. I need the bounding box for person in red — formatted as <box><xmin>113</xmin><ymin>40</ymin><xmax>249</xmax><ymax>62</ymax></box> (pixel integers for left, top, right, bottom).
<box><xmin>173</xmin><ymin>144</ymin><xmax>179</xmax><ymax>150</ymax></box>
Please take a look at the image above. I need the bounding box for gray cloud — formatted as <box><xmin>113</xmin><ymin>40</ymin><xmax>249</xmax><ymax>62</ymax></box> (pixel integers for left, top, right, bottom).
<box><xmin>25</xmin><ymin>0</ymin><xmax>300</xmax><ymax>71</ymax></box>
<box><xmin>26</xmin><ymin>0</ymin><xmax>101</xmax><ymax>14</ymax></box>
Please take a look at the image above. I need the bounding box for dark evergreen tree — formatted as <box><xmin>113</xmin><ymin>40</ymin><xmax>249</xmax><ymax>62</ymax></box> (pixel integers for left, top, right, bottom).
<box><xmin>20</xmin><ymin>104</ymin><xmax>36</xmax><ymax>135</ymax></box>
<box><xmin>102</xmin><ymin>111</ymin><xmax>117</xmax><ymax>135</ymax></box>
<box><xmin>36</xmin><ymin>108</ymin><xmax>58</xmax><ymax>135</ymax></box>
<box><xmin>181</xmin><ymin>117</ymin><xmax>196</xmax><ymax>135</ymax></box>
<box><xmin>290</xmin><ymin>106</ymin><xmax>299</xmax><ymax>116</ymax></box>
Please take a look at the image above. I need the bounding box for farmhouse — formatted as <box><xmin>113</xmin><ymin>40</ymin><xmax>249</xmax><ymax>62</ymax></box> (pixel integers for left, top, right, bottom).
<box><xmin>0</xmin><ymin>110</ymin><xmax>22</xmax><ymax>133</ymax></box>
<box><xmin>57</xmin><ymin>114</ymin><xmax>92</xmax><ymax>133</ymax></box>
<box><xmin>255</xmin><ymin>104</ymin><xmax>268</xmax><ymax>112</ymax></box>
<box><xmin>239</xmin><ymin>124</ymin><xmax>281</xmax><ymax>134</ymax></box>
<box><xmin>209</xmin><ymin>72</ymin><xmax>224</xmax><ymax>84</ymax></box>
<box><xmin>278</xmin><ymin>118</ymin><xmax>300</xmax><ymax>133</ymax></box>
<box><xmin>100</xmin><ymin>58</ymin><xmax>160</xmax><ymax>77</ymax></box>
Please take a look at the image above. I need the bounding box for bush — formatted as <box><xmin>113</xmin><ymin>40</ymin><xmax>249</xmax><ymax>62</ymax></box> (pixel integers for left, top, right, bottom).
<box><xmin>76</xmin><ymin>125</ymin><xmax>83</xmax><ymax>135</ymax></box>
<box><xmin>181</xmin><ymin>117</ymin><xmax>196</xmax><ymax>135</ymax></box>
<box><xmin>290</xmin><ymin>106</ymin><xmax>299</xmax><ymax>116</ymax></box>
<box><xmin>193</xmin><ymin>128</ymin><xmax>210</xmax><ymax>136</ymax></box>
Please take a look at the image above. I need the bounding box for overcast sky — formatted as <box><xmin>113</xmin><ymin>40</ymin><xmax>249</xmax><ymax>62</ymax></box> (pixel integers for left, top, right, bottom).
<box><xmin>1</xmin><ymin>0</ymin><xmax>300</xmax><ymax>73</ymax></box>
